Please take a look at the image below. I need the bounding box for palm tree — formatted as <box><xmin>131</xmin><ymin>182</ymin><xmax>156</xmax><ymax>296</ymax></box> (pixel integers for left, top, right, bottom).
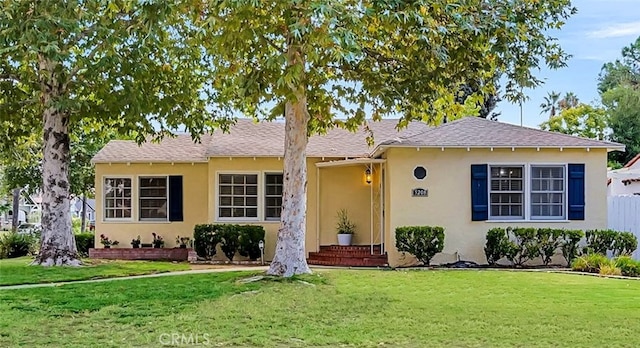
<box><xmin>559</xmin><ymin>92</ymin><xmax>579</xmax><ymax>111</ymax></box>
<box><xmin>540</xmin><ymin>91</ymin><xmax>561</xmax><ymax>118</ymax></box>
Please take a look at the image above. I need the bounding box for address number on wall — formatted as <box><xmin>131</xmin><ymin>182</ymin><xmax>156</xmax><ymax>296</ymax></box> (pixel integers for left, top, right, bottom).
<box><xmin>412</xmin><ymin>188</ymin><xmax>428</xmax><ymax>197</ymax></box>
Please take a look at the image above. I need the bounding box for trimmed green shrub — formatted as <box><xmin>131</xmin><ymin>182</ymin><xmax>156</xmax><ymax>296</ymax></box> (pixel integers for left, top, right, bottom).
<box><xmin>536</xmin><ymin>228</ymin><xmax>562</xmax><ymax>266</ymax></box>
<box><xmin>612</xmin><ymin>232</ymin><xmax>638</xmax><ymax>256</ymax></box>
<box><xmin>571</xmin><ymin>253</ymin><xmax>611</xmax><ymax>273</ymax></box>
<box><xmin>219</xmin><ymin>225</ymin><xmax>240</xmax><ymax>261</ymax></box>
<box><xmin>484</xmin><ymin>228</ymin><xmax>509</xmax><ymax>265</ymax></box>
<box><xmin>193</xmin><ymin>224</ymin><xmax>222</xmax><ymax>259</ymax></box>
<box><xmin>0</xmin><ymin>232</ymin><xmax>34</xmax><ymax>259</ymax></box>
<box><xmin>505</xmin><ymin>227</ymin><xmax>539</xmax><ymax>267</ymax></box>
<box><xmin>560</xmin><ymin>229</ymin><xmax>584</xmax><ymax>266</ymax></box>
<box><xmin>75</xmin><ymin>233</ymin><xmax>94</xmax><ymax>257</ymax></box>
<box><xmin>584</xmin><ymin>229</ymin><xmax>617</xmax><ymax>255</ymax></box>
<box><xmin>614</xmin><ymin>256</ymin><xmax>640</xmax><ymax>277</ymax></box>
<box><xmin>238</xmin><ymin>225</ymin><xmax>265</xmax><ymax>261</ymax></box>
<box><xmin>395</xmin><ymin>226</ymin><xmax>445</xmax><ymax>266</ymax></box>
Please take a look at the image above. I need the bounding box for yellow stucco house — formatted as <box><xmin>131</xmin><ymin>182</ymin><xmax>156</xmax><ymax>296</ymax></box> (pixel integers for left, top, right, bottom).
<box><xmin>91</xmin><ymin>117</ymin><xmax>623</xmax><ymax>267</ymax></box>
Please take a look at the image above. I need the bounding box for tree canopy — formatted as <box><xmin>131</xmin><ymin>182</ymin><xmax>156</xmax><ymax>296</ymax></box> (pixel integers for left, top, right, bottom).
<box><xmin>539</xmin><ymin>103</ymin><xmax>607</xmax><ymax>140</ymax></box>
<box><xmin>194</xmin><ymin>0</ymin><xmax>577</xmax><ymax>275</ymax></box>
<box><xmin>598</xmin><ymin>36</ymin><xmax>640</xmax><ymax>165</ymax></box>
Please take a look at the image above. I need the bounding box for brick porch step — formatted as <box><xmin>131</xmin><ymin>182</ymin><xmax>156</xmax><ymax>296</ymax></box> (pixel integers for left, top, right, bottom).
<box><xmin>308</xmin><ymin>245</ymin><xmax>388</xmax><ymax>267</ymax></box>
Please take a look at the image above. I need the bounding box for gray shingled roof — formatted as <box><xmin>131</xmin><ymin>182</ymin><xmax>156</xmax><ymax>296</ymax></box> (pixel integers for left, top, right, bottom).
<box><xmin>375</xmin><ymin>117</ymin><xmax>624</xmax><ymax>151</ymax></box>
<box><xmin>92</xmin><ymin>119</ymin><xmax>429</xmax><ymax>163</ymax></box>
<box><xmin>91</xmin><ymin>117</ymin><xmax>624</xmax><ymax>163</ymax></box>
<box><xmin>92</xmin><ymin>135</ymin><xmax>213</xmax><ymax>163</ymax></box>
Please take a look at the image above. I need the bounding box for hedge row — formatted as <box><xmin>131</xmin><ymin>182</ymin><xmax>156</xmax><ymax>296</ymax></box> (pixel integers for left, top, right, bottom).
<box><xmin>194</xmin><ymin>224</ymin><xmax>265</xmax><ymax>261</ymax></box>
<box><xmin>485</xmin><ymin>228</ymin><xmax>638</xmax><ymax>267</ymax></box>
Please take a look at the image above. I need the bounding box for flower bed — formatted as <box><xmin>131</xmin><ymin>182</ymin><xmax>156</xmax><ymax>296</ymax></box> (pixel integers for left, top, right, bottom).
<box><xmin>89</xmin><ymin>247</ymin><xmax>197</xmax><ymax>261</ymax></box>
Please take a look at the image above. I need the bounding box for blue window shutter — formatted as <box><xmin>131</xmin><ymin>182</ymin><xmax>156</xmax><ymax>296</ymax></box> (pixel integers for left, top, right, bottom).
<box><xmin>169</xmin><ymin>176</ymin><xmax>183</xmax><ymax>222</ymax></box>
<box><xmin>471</xmin><ymin>164</ymin><xmax>488</xmax><ymax>221</ymax></box>
<box><xmin>567</xmin><ymin>164</ymin><xmax>585</xmax><ymax>220</ymax></box>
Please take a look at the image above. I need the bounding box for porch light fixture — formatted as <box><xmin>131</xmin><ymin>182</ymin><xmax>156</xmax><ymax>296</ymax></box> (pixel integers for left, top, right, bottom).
<box><xmin>365</xmin><ymin>167</ymin><xmax>372</xmax><ymax>184</ymax></box>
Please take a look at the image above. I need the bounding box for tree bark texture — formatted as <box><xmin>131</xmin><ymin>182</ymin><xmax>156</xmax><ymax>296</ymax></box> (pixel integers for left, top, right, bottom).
<box><xmin>11</xmin><ymin>188</ymin><xmax>21</xmax><ymax>232</ymax></box>
<box><xmin>32</xmin><ymin>57</ymin><xmax>80</xmax><ymax>266</ymax></box>
<box><xmin>266</xmin><ymin>96</ymin><xmax>312</xmax><ymax>277</ymax></box>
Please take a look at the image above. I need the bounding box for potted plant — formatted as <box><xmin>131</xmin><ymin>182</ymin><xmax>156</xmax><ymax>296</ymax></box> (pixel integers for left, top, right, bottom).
<box><xmin>100</xmin><ymin>234</ymin><xmax>119</xmax><ymax>249</ymax></box>
<box><xmin>175</xmin><ymin>236</ymin><xmax>191</xmax><ymax>248</ymax></box>
<box><xmin>152</xmin><ymin>232</ymin><xmax>165</xmax><ymax>248</ymax></box>
<box><xmin>131</xmin><ymin>235</ymin><xmax>141</xmax><ymax>248</ymax></box>
<box><xmin>336</xmin><ymin>209</ymin><xmax>356</xmax><ymax>246</ymax></box>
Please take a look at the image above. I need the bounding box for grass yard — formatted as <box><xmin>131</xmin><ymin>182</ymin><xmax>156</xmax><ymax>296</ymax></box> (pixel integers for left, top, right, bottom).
<box><xmin>1</xmin><ymin>270</ymin><xmax>639</xmax><ymax>347</ymax></box>
<box><xmin>0</xmin><ymin>257</ymin><xmax>190</xmax><ymax>286</ymax></box>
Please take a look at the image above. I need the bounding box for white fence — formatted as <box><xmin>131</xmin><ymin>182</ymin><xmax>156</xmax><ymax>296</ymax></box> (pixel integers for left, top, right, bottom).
<box><xmin>608</xmin><ymin>196</ymin><xmax>640</xmax><ymax>260</ymax></box>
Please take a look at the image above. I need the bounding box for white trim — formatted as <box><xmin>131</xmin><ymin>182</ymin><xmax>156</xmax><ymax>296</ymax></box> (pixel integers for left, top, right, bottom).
<box><xmin>138</xmin><ymin>175</ymin><xmax>169</xmax><ymax>222</ymax></box>
<box><xmin>101</xmin><ymin>175</ymin><xmax>134</xmax><ymax>222</ymax></box>
<box><xmin>486</xmin><ymin>162</ymin><xmax>569</xmax><ymax>221</ymax></box>
<box><xmin>263</xmin><ymin>172</ymin><xmax>284</xmax><ymax>221</ymax></box>
<box><xmin>529</xmin><ymin>164</ymin><xmax>567</xmax><ymax>220</ymax></box>
<box><xmin>315</xmin><ymin>158</ymin><xmax>386</xmax><ymax>168</ymax></box>
<box><xmin>371</xmin><ymin>144</ymin><xmax>624</xmax><ymax>158</ymax></box>
<box><xmin>214</xmin><ymin>171</ymin><xmax>261</xmax><ymax>222</ymax></box>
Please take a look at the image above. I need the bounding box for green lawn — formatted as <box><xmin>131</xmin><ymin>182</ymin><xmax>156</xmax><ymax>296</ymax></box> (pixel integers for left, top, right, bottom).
<box><xmin>0</xmin><ymin>257</ymin><xmax>190</xmax><ymax>286</ymax></box>
<box><xmin>1</xmin><ymin>270</ymin><xmax>639</xmax><ymax>347</ymax></box>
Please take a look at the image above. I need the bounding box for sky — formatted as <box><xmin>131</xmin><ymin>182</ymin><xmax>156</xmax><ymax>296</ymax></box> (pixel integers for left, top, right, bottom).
<box><xmin>495</xmin><ymin>0</ymin><xmax>640</xmax><ymax>127</ymax></box>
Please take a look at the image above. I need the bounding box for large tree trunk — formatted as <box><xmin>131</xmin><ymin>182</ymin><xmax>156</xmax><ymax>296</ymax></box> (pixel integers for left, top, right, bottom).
<box><xmin>11</xmin><ymin>188</ymin><xmax>21</xmax><ymax>232</ymax></box>
<box><xmin>267</xmin><ymin>96</ymin><xmax>312</xmax><ymax>277</ymax></box>
<box><xmin>80</xmin><ymin>193</ymin><xmax>87</xmax><ymax>234</ymax></box>
<box><xmin>32</xmin><ymin>58</ymin><xmax>80</xmax><ymax>266</ymax></box>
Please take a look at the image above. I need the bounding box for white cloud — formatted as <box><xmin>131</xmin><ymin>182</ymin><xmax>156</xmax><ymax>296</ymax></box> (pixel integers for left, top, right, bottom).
<box><xmin>589</xmin><ymin>21</ymin><xmax>640</xmax><ymax>38</ymax></box>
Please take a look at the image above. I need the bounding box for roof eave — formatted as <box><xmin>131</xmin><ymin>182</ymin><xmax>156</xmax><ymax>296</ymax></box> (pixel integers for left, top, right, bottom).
<box><xmin>370</xmin><ymin>144</ymin><xmax>625</xmax><ymax>157</ymax></box>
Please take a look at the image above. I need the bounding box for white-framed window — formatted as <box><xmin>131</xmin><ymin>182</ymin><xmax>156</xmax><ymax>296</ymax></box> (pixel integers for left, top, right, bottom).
<box><xmin>488</xmin><ymin>164</ymin><xmax>567</xmax><ymax>221</ymax></box>
<box><xmin>218</xmin><ymin>174</ymin><xmax>258</xmax><ymax>219</ymax></box>
<box><xmin>264</xmin><ymin>173</ymin><xmax>283</xmax><ymax>220</ymax></box>
<box><xmin>530</xmin><ymin>165</ymin><xmax>565</xmax><ymax>219</ymax></box>
<box><xmin>490</xmin><ymin>166</ymin><xmax>524</xmax><ymax>219</ymax></box>
<box><xmin>104</xmin><ymin>177</ymin><xmax>132</xmax><ymax>219</ymax></box>
<box><xmin>139</xmin><ymin>176</ymin><xmax>168</xmax><ymax>221</ymax></box>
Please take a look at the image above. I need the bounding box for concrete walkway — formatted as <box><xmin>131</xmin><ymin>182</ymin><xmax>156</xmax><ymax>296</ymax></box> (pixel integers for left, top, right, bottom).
<box><xmin>0</xmin><ymin>266</ymin><xmax>270</xmax><ymax>291</ymax></box>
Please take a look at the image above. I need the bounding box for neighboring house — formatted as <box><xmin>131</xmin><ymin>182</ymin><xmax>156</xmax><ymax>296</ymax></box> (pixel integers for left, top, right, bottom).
<box><xmin>0</xmin><ymin>193</ymin><xmax>41</xmax><ymax>228</ymax></box>
<box><xmin>71</xmin><ymin>197</ymin><xmax>96</xmax><ymax>222</ymax></box>
<box><xmin>91</xmin><ymin>117</ymin><xmax>623</xmax><ymax>266</ymax></box>
<box><xmin>608</xmin><ymin>154</ymin><xmax>640</xmax><ymax>196</ymax></box>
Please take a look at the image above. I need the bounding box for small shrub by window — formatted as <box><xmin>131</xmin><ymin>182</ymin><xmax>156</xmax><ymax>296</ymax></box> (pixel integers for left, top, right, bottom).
<box><xmin>238</xmin><ymin>225</ymin><xmax>265</xmax><ymax>261</ymax></box>
<box><xmin>0</xmin><ymin>232</ymin><xmax>34</xmax><ymax>259</ymax></box>
<box><xmin>219</xmin><ymin>225</ymin><xmax>240</xmax><ymax>261</ymax></box>
<box><xmin>584</xmin><ymin>229</ymin><xmax>638</xmax><ymax>257</ymax></box>
<box><xmin>559</xmin><ymin>229</ymin><xmax>584</xmax><ymax>266</ymax></box>
<box><xmin>395</xmin><ymin>226</ymin><xmax>445</xmax><ymax>266</ymax></box>
<box><xmin>505</xmin><ymin>227</ymin><xmax>539</xmax><ymax>267</ymax></box>
<box><xmin>484</xmin><ymin>228</ymin><xmax>509</xmax><ymax>265</ymax></box>
<box><xmin>584</xmin><ymin>229</ymin><xmax>618</xmax><ymax>255</ymax></box>
<box><xmin>612</xmin><ymin>232</ymin><xmax>638</xmax><ymax>256</ymax></box>
<box><xmin>193</xmin><ymin>224</ymin><xmax>222</xmax><ymax>259</ymax></box>
<box><xmin>536</xmin><ymin>228</ymin><xmax>562</xmax><ymax>266</ymax></box>
<box><xmin>75</xmin><ymin>233</ymin><xmax>95</xmax><ymax>257</ymax></box>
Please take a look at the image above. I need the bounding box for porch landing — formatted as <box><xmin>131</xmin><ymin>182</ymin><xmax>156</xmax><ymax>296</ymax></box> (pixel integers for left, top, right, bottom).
<box><xmin>307</xmin><ymin>245</ymin><xmax>388</xmax><ymax>267</ymax></box>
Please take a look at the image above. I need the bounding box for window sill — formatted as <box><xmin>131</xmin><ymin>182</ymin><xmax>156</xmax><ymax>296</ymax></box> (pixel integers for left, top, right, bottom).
<box><xmin>214</xmin><ymin>219</ymin><xmax>280</xmax><ymax>224</ymax></box>
<box><xmin>486</xmin><ymin>220</ymin><xmax>570</xmax><ymax>223</ymax></box>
